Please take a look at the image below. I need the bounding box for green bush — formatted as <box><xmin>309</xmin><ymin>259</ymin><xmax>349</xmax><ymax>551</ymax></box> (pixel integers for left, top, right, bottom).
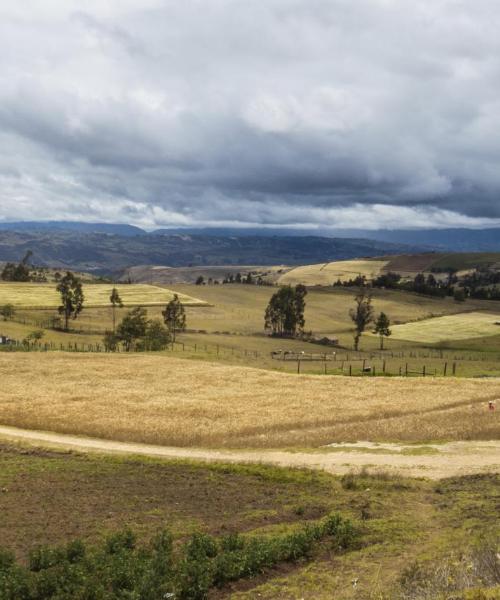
<box><xmin>0</xmin><ymin>513</ymin><xmax>358</xmax><ymax>599</ymax></box>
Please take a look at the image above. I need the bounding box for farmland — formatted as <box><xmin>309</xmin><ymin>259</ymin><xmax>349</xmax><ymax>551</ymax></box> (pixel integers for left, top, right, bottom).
<box><xmin>0</xmin><ymin>442</ymin><xmax>498</xmax><ymax>598</ymax></box>
<box><xmin>5</xmin><ymin>283</ymin><xmax>500</xmax><ymax>378</ymax></box>
<box><xmin>390</xmin><ymin>311</ymin><xmax>500</xmax><ymax>343</ymax></box>
<box><xmin>277</xmin><ymin>259</ymin><xmax>389</xmax><ymax>286</ymax></box>
<box><xmin>0</xmin><ymin>281</ymin><xmax>205</xmax><ymax>309</ymax></box>
<box><xmin>0</xmin><ymin>264</ymin><xmax>499</xmax><ymax>598</ymax></box>
<box><xmin>0</xmin><ymin>353</ymin><xmax>499</xmax><ymax>448</ymax></box>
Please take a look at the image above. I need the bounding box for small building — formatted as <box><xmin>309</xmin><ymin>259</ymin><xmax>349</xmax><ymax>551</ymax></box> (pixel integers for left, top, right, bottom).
<box><xmin>0</xmin><ymin>335</ymin><xmax>13</xmax><ymax>345</ymax></box>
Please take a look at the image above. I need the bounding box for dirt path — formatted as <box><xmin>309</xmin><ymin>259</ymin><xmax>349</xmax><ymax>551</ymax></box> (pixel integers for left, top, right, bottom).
<box><xmin>0</xmin><ymin>424</ymin><xmax>498</xmax><ymax>479</ymax></box>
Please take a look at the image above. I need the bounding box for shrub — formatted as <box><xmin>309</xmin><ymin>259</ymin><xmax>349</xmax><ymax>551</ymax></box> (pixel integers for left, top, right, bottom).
<box><xmin>0</xmin><ymin>514</ymin><xmax>359</xmax><ymax>599</ymax></box>
<box><xmin>105</xmin><ymin>529</ymin><xmax>136</xmax><ymax>554</ymax></box>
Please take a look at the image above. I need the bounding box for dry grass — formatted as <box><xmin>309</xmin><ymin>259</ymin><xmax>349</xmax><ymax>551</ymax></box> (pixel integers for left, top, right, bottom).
<box><xmin>0</xmin><ymin>353</ymin><xmax>499</xmax><ymax>448</ymax></box>
<box><xmin>0</xmin><ymin>282</ymin><xmax>205</xmax><ymax>309</ymax></box>
<box><xmin>390</xmin><ymin>311</ymin><xmax>500</xmax><ymax>343</ymax></box>
<box><xmin>278</xmin><ymin>259</ymin><xmax>389</xmax><ymax>286</ymax></box>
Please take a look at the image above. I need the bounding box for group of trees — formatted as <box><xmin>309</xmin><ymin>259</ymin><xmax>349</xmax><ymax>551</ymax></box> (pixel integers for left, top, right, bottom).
<box><xmin>1</xmin><ymin>250</ymin><xmax>33</xmax><ymax>282</ymax></box>
<box><xmin>264</xmin><ymin>284</ymin><xmax>307</xmax><ymax>337</ymax></box>
<box><xmin>264</xmin><ymin>285</ymin><xmax>391</xmax><ymax>350</ymax></box>
<box><xmin>1</xmin><ymin>250</ymin><xmax>50</xmax><ymax>282</ymax></box>
<box><xmin>195</xmin><ymin>272</ymin><xmax>269</xmax><ymax>285</ymax></box>
<box><xmin>368</xmin><ymin>267</ymin><xmax>500</xmax><ymax>302</ymax></box>
<box><xmin>103</xmin><ymin>293</ymin><xmax>186</xmax><ymax>352</ymax></box>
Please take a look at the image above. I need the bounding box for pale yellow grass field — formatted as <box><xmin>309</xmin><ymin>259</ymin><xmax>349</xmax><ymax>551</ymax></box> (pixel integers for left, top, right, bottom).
<box><xmin>0</xmin><ymin>282</ymin><xmax>205</xmax><ymax>309</ymax></box>
<box><xmin>278</xmin><ymin>260</ymin><xmax>388</xmax><ymax>286</ymax></box>
<box><xmin>0</xmin><ymin>353</ymin><xmax>498</xmax><ymax>447</ymax></box>
<box><xmin>390</xmin><ymin>311</ymin><xmax>500</xmax><ymax>343</ymax></box>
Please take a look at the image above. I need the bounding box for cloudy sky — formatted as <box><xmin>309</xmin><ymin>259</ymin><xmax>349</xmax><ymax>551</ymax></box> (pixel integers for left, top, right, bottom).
<box><xmin>1</xmin><ymin>0</ymin><xmax>500</xmax><ymax>230</ymax></box>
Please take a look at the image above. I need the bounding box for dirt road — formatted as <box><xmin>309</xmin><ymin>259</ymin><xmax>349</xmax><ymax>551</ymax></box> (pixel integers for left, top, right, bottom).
<box><xmin>0</xmin><ymin>424</ymin><xmax>498</xmax><ymax>479</ymax></box>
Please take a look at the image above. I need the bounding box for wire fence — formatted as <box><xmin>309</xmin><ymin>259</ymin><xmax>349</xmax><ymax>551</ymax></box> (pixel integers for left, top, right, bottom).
<box><xmin>2</xmin><ymin>322</ymin><xmax>500</xmax><ymax>378</ymax></box>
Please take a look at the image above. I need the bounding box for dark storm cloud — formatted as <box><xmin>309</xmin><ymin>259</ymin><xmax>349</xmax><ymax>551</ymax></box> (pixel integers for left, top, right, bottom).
<box><xmin>1</xmin><ymin>0</ymin><xmax>500</xmax><ymax>229</ymax></box>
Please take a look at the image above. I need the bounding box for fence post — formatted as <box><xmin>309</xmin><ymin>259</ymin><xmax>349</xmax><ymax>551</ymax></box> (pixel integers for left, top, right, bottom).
<box><xmin>405</xmin><ymin>363</ymin><xmax>408</xmax><ymax>376</ymax></box>
<box><xmin>452</xmin><ymin>362</ymin><xmax>457</xmax><ymax>376</ymax></box>
<box><xmin>349</xmin><ymin>364</ymin><xmax>352</xmax><ymax>376</ymax></box>
<box><xmin>423</xmin><ymin>365</ymin><xmax>426</xmax><ymax>377</ymax></box>
<box><xmin>444</xmin><ymin>362</ymin><xmax>448</xmax><ymax>376</ymax></box>
<box><xmin>297</xmin><ymin>359</ymin><xmax>301</xmax><ymax>374</ymax></box>
<box><xmin>383</xmin><ymin>360</ymin><xmax>386</xmax><ymax>374</ymax></box>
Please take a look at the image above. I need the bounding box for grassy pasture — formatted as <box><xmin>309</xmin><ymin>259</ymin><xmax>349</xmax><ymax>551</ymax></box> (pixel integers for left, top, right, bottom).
<box><xmin>277</xmin><ymin>259</ymin><xmax>388</xmax><ymax>286</ymax></box>
<box><xmin>0</xmin><ymin>353</ymin><xmax>499</xmax><ymax>447</ymax></box>
<box><xmin>5</xmin><ymin>284</ymin><xmax>500</xmax><ymax>377</ymax></box>
<box><xmin>166</xmin><ymin>284</ymin><xmax>488</xmax><ymax>342</ymax></box>
<box><xmin>0</xmin><ymin>282</ymin><xmax>205</xmax><ymax>309</ymax></box>
<box><xmin>390</xmin><ymin>311</ymin><xmax>500</xmax><ymax>343</ymax></box>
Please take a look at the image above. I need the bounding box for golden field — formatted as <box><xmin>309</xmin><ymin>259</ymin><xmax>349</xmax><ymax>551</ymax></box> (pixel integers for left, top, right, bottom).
<box><xmin>0</xmin><ymin>282</ymin><xmax>205</xmax><ymax>309</ymax></box>
<box><xmin>277</xmin><ymin>259</ymin><xmax>389</xmax><ymax>286</ymax></box>
<box><xmin>0</xmin><ymin>353</ymin><xmax>498</xmax><ymax>447</ymax></box>
<box><xmin>389</xmin><ymin>311</ymin><xmax>500</xmax><ymax>343</ymax></box>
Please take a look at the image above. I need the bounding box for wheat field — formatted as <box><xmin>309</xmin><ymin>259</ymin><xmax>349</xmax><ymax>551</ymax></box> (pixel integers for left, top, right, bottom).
<box><xmin>0</xmin><ymin>282</ymin><xmax>205</xmax><ymax>309</ymax></box>
<box><xmin>0</xmin><ymin>353</ymin><xmax>498</xmax><ymax>447</ymax></box>
<box><xmin>277</xmin><ymin>260</ymin><xmax>389</xmax><ymax>286</ymax></box>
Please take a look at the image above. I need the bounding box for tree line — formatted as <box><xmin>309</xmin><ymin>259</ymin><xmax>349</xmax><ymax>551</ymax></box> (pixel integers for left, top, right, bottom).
<box><xmin>334</xmin><ymin>267</ymin><xmax>500</xmax><ymax>302</ymax></box>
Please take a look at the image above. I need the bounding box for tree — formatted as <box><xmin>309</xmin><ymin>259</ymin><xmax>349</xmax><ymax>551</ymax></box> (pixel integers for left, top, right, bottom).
<box><xmin>23</xmin><ymin>329</ymin><xmax>45</xmax><ymax>344</ymax></box>
<box><xmin>56</xmin><ymin>272</ymin><xmax>84</xmax><ymax>330</ymax></box>
<box><xmin>453</xmin><ymin>288</ymin><xmax>466</xmax><ymax>302</ymax></box>
<box><xmin>142</xmin><ymin>319</ymin><xmax>171</xmax><ymax>351</ymax></box>
<box><xmin>109</xmin><ymin>287</ymin><xmax>124</xmax><ymax>333</ymax></box>
<box><xmin>162</xmin><ymin>294</ymin><xmax>186</xmax><ymax>342</ymax></box>
<box><xmin>264</xmin><ymin>285</ymin><xmax>307</xmax><ymax>337</ymax></box>
<box><xmin>373</xmin><ymin>312</ymin><xmax>391</xmax><ymax>350</ymax></box>
<box><xmin>0</xmin><ymin>304</ymin><xmax>15</xmax><ymax>321</ymax></box>
<box><xmin>349</xmin><ymin>289</ymin><xmax>374</xmax><ymax>351</ymax></box>
<box><xmin>116</xmin><ymin>307</ymin><xmax>149</xmax><ymax>351</ymax></box>
<box><xmin>195</xmin><ymin>276</ymin><xmax>204</xmax><ymax>285</ymax></box>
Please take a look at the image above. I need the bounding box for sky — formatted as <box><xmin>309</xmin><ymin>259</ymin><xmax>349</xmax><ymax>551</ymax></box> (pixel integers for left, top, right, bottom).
<box><xmin>1</xmin><ymin>0</ymin><xmax>500</xmax><ymax>230</ymax></box>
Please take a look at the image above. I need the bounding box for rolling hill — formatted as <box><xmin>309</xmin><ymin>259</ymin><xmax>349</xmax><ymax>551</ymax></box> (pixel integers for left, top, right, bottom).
<box><xmin>0</xmin><ymin>229</ymin><xmax>417</xmax><ymax>274</ymax></box>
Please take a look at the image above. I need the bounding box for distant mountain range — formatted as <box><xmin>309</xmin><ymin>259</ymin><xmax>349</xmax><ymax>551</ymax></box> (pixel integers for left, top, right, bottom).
<box><xmin>0</xmin><ymin>220</ymin><xmax>499</xmax><ymax>274</ymax></box>
<box><xmin>0</xmin><ymin>221</ymin><xmax>144</xmax><ymax>236</ymax></box>
<box><xmin>1</xmin><ymin>221</ymin><xmax>499</xmax><ymax>252</ymax></box>
<box><xmin>0</xmin><ymin>226</ymin><xmax>419</xmax><ymax>274</ymax></box>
